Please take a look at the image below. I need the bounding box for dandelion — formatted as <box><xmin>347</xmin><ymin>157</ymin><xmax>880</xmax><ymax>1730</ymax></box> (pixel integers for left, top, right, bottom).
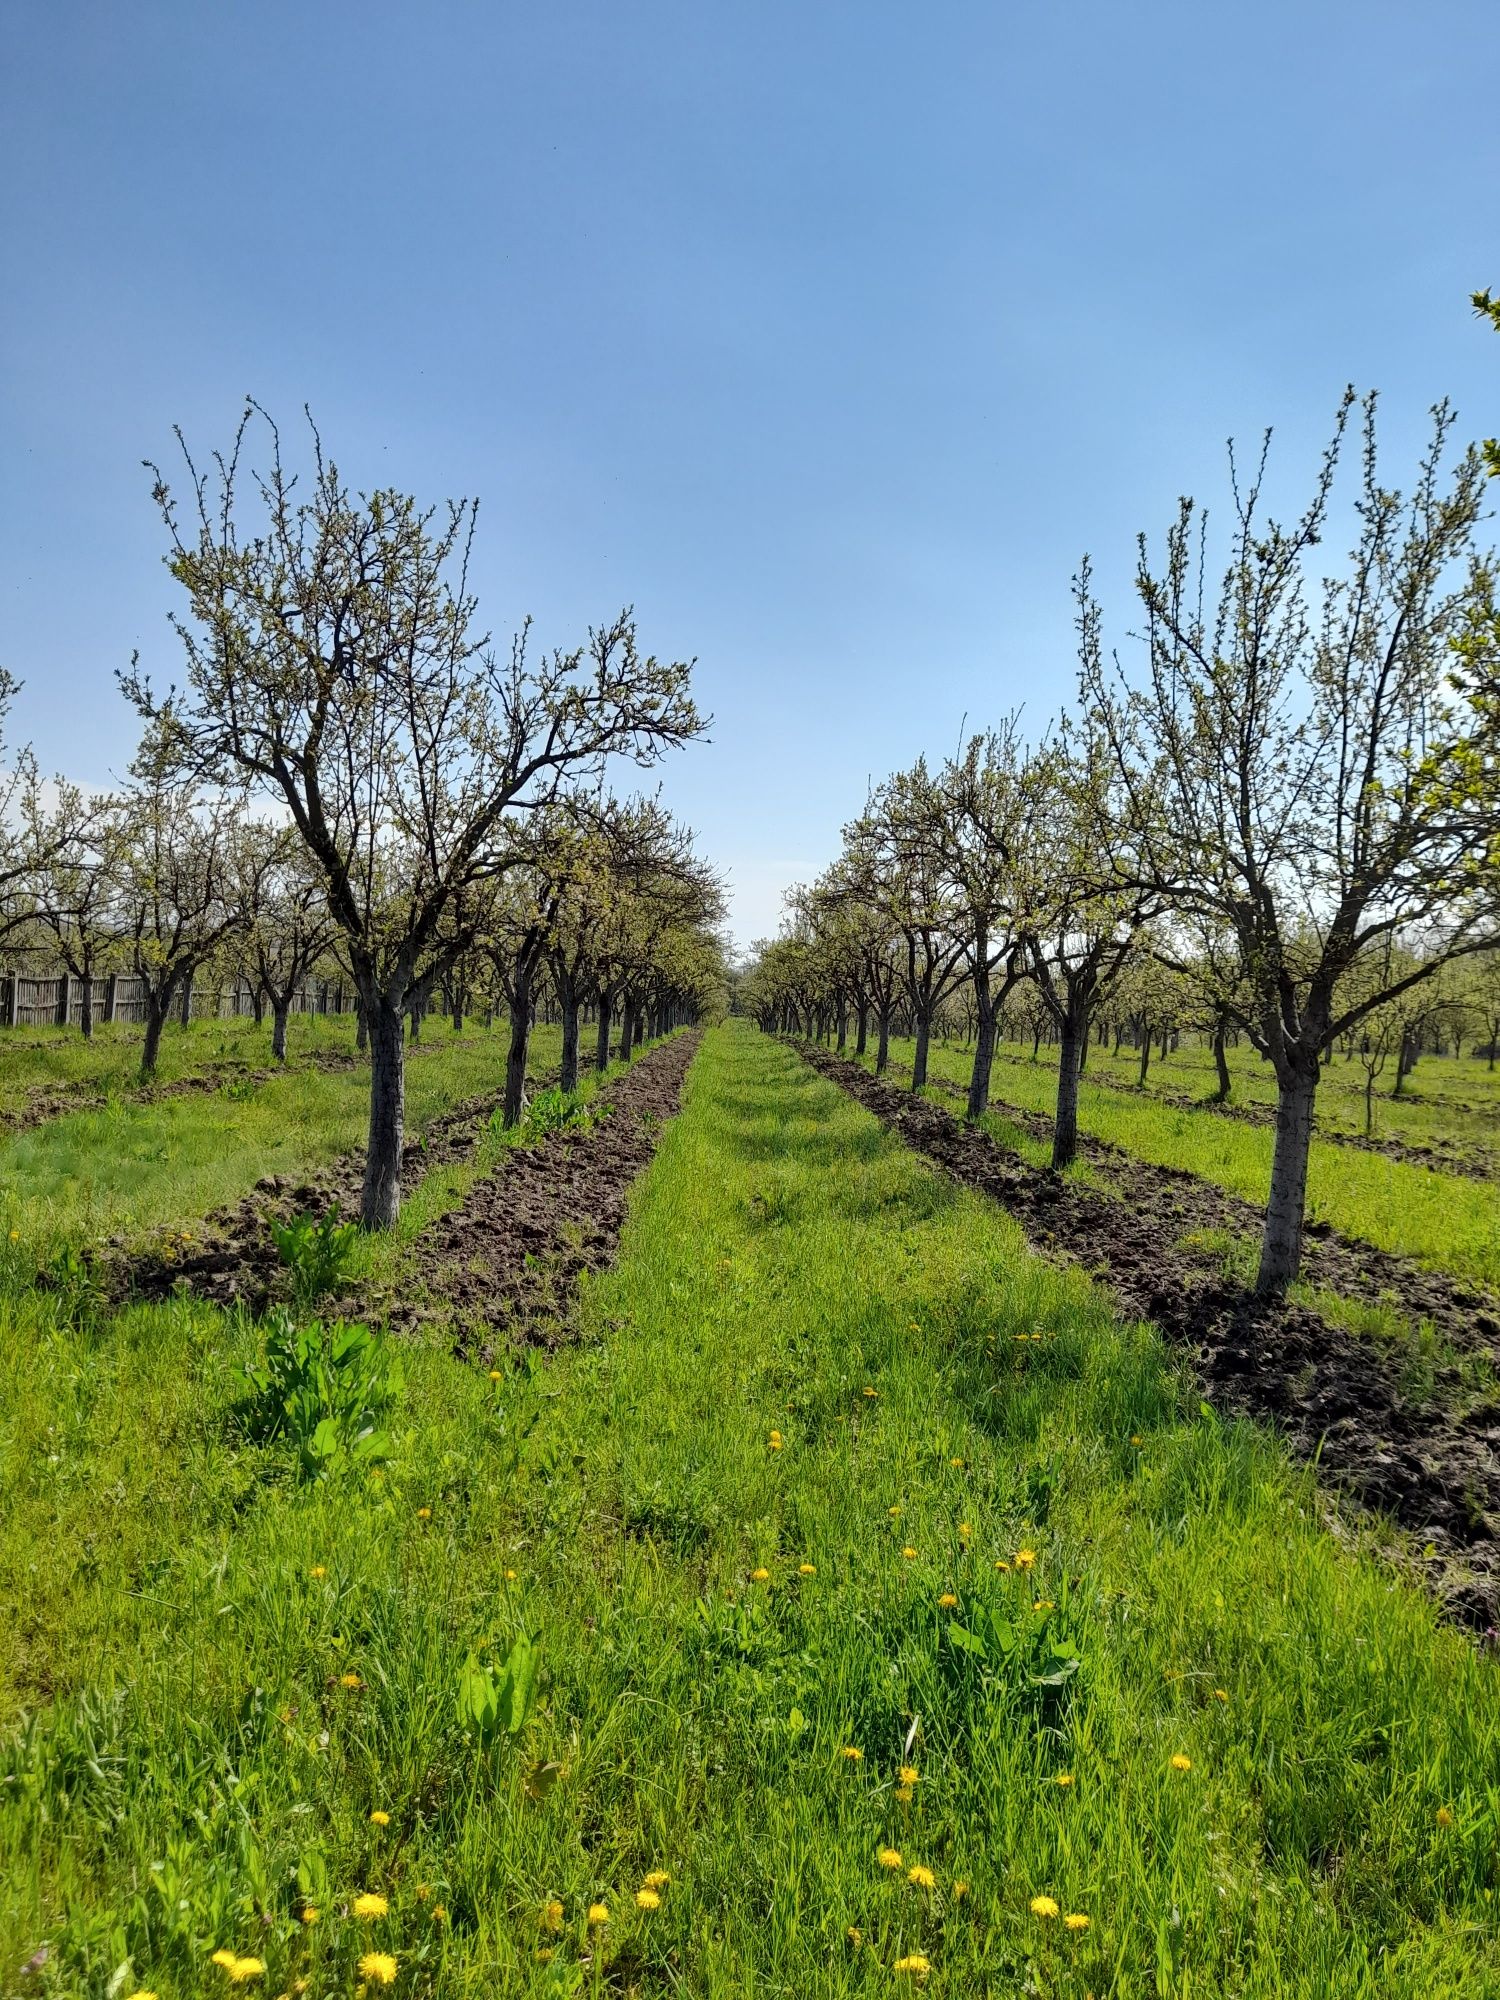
<box><xmin>227</xmin><ymin>1961</ymin><xmax>264</xmax><ymax>1986</ymax></box>
<box><xmin>1130</xmin><ymin>1434</ymin><xmax>1144</xmax><ymax>1446</ymax></box>
<box><xmin>863</xmin><ymin>1386</ymin><xmax>878</xmax><ymax>1398</ymax></box>
<box><xmin>953</xmin><ymin>1881</ymin><xmax>968</xmax><ymax>1900</ymax></box>
<box><xmin>309</xmin><ymin>1565</ymin><xmax>327</xmax><ymax>1579</ymax></box>
<box><xmin>369</xmin><ymin>1809</ymin><xmax>391</xmax><ymax>1826</ymax></box>
<box><xmin>994</xmin><ymin>1559</ymin><xmax>1010</xmax><ymax>1572</ymax></box>
<box><xmin>1033</xmin><ymin>1599</ymin><xmax>1054</xmax><ymax>1612</ymax></box>
<box><xmin>1170</xmin><ymin>1754</ymin><xmax>1193</xmax><ymax>1773</ymax></box>
<box><xmin>1213</xmin><ymin>1688</ymin><xmax>1229</xmax><ymax>1702</ymax></box>
<box><xmin>358</xmin><ymin>1954</ymin><xmax>398</xmax><ymax>1987</ymax></box>
<box><xmin>768</xmin><ymin>1432</ymin><xmax>783</xmax><ymax>1451</ymax></box>
<box><xmin>1030</xmin><ymin>1894</ymin><xmax>1060</xmax><ymax>1919</ymax></box>
<box><xmin>799</xmin><ymin>1563</ymin><xmax>817</xmax><ymax>1576</ymax></box>
<box><xmin>415</xmin><ymin>1884</ymin><xmax>431</xmax><ymax>1902</ymax></box>
<box><xmin>1437</xmin><ymin>1806</ymin><xmax>1455</xmax><ymax>1827</ymax></box>
<box><xmin>894</xmin><ymin>1784</ymin><xmax>914</xmax><ymax>1804</ymax></box>
<box><xmin>488</xmin><ymin>1368</ymin><xmax>502</xmax><ymax>1381</ymax></box>
<box><xmin>1064</xmin><ymin>1913</ymin><xmax>1090</xmax><ymax>1932</ymax></box>
<box><xmin>751</xmin><ymin>1566</ymin><xmax>771</xmax><ymax>1583</ymax></box>
<box><xmin>901</xmin><ymin>1546</ymin><xmax>917</xmax><ymax>1560</ymax></box>
<box><xmin>842</xmin><ymin>1745</ymin><xmax>864</xmax><ymax>1761</ymax></box>
<box><xmin>958</xmin><ymin>1522</ymin><xmax>972</xmax><ymax>1539</ymax></box>
<box><xmin>898</xmin><ymin>1765</ymin><xmax>919</xmax><ymax>1786</ymax></box>
<box><xmin>300</xmin><ymin>1906</ymin><xmax>320</xmax><ymax>1924</ymax></box>
<box><xmin>416</xmin><ymin>1506</ymin><xmax>431</xmax><ymax>1520</ymax></box>
<box><xmin>847</xmin><ymin>1926</ymin><xmax>863</xmax><ymax>1946</ymax></box>
<box><xmin>504</xmin><ymin>1568</ymin><xmax>518</xmax><ymax>1581</ymax></box>
<box><xmin>643</xmin><ymin>1871</ymin><xmax>671</xmax><ymax>1889</ymax></box>
<box><xmin>7</xmin><ymin>1229</ymin><xmax>18</xmax><ymax>1243</ymax></box>
<box><xmin>907</xmin><ymin>1864</ymin><xmax>935</xmax><ymax>1889</ymax></box>
<box><xmin>535</xmin><ymin>1948</ymin><xmax>555</xmax><ymax>1964</ymax></box>
<box><xmin>211</xmin><ymin>1954</ymin><xmax>238</xmax><ymax>1971</ymax></box>
<box><xmin>950</xmin><ymin>1457</ymin><xmax>964</xmax><ymax>1468</ymax></box>
<box><xmin>125</xmin><ymin>1992</ymin><xmax>159</xmax><ymax>1999</ymax></box>
<box><xmin>888</xmin><ymin>1505</ymin><xmax>902</xmax><ymax>1518</ymax></box>
<box><xmin>352</xmin><ymin>1892</ymin><xmax>389</xmax><ymax>1919</ymax></box>
<box><xmin>1014</xmin><ymin>1549</ymin><xmax>1036</xmax><ymax>1569</ymax></box>
<box><xmin>430</xmin><ymin>1905</ymin><xmax>447</xmax><ymax>1923</ymax></box>
<box><xmin>878</xmin><ymin>1847</ymin><xmax>903</xmax><ymax>1870</ymax></box>
<box><xmin>1055</xmin><ymin>1773</ymin><xmax>1074</xmax><ymax>1788</ymax></box>
<box><xmin>893</xmin><ymin>1954</ymin><xmax>930</xmax><ymax>1975</ymax></box>
<box><xmin>340</xmin><ymin>1672</ymin><xmax>363</xmax><ymax>1689</ymax></box>
<box><xmin>635</xmin><ymin>1888</ymin><xmax>661</xmax><ymax>1910</ymax></box>
<box><xmin>587</xmin><ymin>1902</ymin><xmax>610</xmax><ymax>1926</ymax></box>
<box><xmin>939</xmin><ymin>1592</ymin><xmax>958</xmax><ymax>1609</ymax></box>
<box><xmin>543</xmin><ymin>1899</ymin><xmax>564</xmax><ymax>1932</ymax></box>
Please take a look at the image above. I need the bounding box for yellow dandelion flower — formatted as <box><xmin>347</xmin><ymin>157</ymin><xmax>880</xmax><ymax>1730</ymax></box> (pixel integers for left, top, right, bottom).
<box><xmin>847</xmin><ymin>1925</ymin><xmax>863</xmax><ymax>1945</ymax></box>
<box><xmin>878</xmin><ymin>1846</ymin><xmax>903</xmax><ymax>1870</ymax></box>
<box><xmin>994</xmin><ymin>1559</ymin><xmax>1010</xmax><ymax>1572</ymax></box>
<box><xmin>1030</xmin><ymin>1894</ymin><xmax>1060</xmax><ymax>1918</ymax></box>
<box><xmin>415</xmin><ymin>1884</ymin><xmax>431</xmax><ymax>1902</ymax></box>
<box><xmin>1014</xmin><ymin>1549</ymin><xmax>1036</xmax><ymax>1569</ymax></box>
<box><xmin>894</xmin><ymin>1783</ymin><xmax>914</xmax><ymax>1804</ymax></box>
<box><xmin>1064</xmin><ymin>1912</ymin><xmax>1090</xmax><ymax>1932</ymax></box>
<box><xmin>768</xmin><ymin>1438</ymin><xmax>783</xmax><ymax>1452</ymax></box>
<box><xmin>939</xmin><ymin>1592</ymin><xmax>958</xmax><ymax>1608</ymax></box>
<box><xmin>488</xmin><ymin>1368</ymin><xmax>502</xmax><ymax>1380</ymax></box>
<box><xmin>1055</xmin><ymin>1773</ymin><xmax>1074</xmax><ymax>1787</ymax></box>
<box><xmin>901</xmin><ymin>1546</ymin><xmax>917</xmax><ymax>1560</ymax></box>
<box><xmin>898</xmin><ymin>1765</ymin><xmax>919</xmax><ymax>1786</ymax></box>
<box><xmin>888</xmin><ymin>1504</ymin><xmax>902</xmax><ymax>1517</ymax></box>
<box><xmin>1213</xmin><ymin>1688</ymin><xmax>1229</xmax><ymax>1702</ymax></box>
<box><xmin>125</xmin><ymin>1992</ymin><xmax>159</xmax><ymax>1999</ymax></box>
<box><xmin>352</xmin><ymin>1892</ymin><xmax>389</xmax><ymax>1919</ymax></box>
<box><xmin>587</xmin><ymin>1902</ymin><xmax>610</xmax><ymax>1926</ymax></box>
<box><xmin>430</xmin><ymin>1905</ymin><xmax>447</xmax><ymax>1923</ymax></box>
<box><xmin>543</xmin><ymin>1899</ymin><xmax>564</xmax><ymax>1932</ymax></box>
<box><xmin>1130</xmin><ymin>1434</ymin><xmax>1144</xmax><ymax>1446</ymax></box>
<box><xmin>635</xmin><ymin>1888</ymin><xmax>661</xmax><ymax>1910</ymax></box>
<box><xmin>210</xmin><ymin>1953</ymin><xmax>238</xmax><ymax>1970</ymax></box>
<box><xmin>340</xmin><ymin>1672</ymin><xmax>363</xmax><ymax>1689</ymax></box>
<box><xmin>227</xmin><ymin>1961</ymin><xmax>264</xmax><ymax>1986</ymax></box>
<box><xmin>416</xmin><ymin>1506</ymin><xmax>431</xmax><ymax>1520</ymax></box>
<box><xmin>751</xmin><ymin>1566</ymin><xmax>771</xmax><ymax>1583</ymax></box>
<box><xmin>958</xmin><ymin>1522</ymin><xmax>972</xmax><ymax>1538</ymax></box>
<box><xmin>950</xmin><ymin>1456</ymin><xmax>964</xmax><ymax>1468</ymax></box>
<box><xmin>357</xmin><ymin>1954</ymin><xmax>397</xmax><ymax>1987</ymax></box>
<box><xmin>907</xmin><ymin>1864</ymin><xmax>935</xmax><ymax>1889</ymax></box>
<box><xmin>643</xmin><ymin>1871</ymin><xmax>670</xmax><ymax>1889</ymax></box>
<box><xmin>842</xmin><ymin>1745</ymin><xmax>864</xmax><ymax>1761</ymax></box>
<box><xmin>1170</xmin><ymin>1754</ymin><xmax>1193</xmax><ymax>1772</ymax></box>
<box><xmin>1033</xmin><ymin>1599</ymin><xmax>1054</xmax><ymax>1612</ymax></box>
<box><xmin>369</xmin><ymin>1809</ymin><xmax>390</xmax><ymax>1826</ymax></box>
<box><xmin>309</xmin><ymin>1564</ymin><xmax>327</xmax><ymax>1579</ymax></box>
<box><xmin>863</xmin><ymin>1386</ymin><xmax>878</xmax><ymax>1398</ymax></box>
<box><xmin>893</xmin><ymin>1953</ymin><xmax>930</xmax><ymax>1975</ymax></box>
<box><xmin>7</xmin><ymin>1229</ymin><xmax>18</xmax><ymax>1243</ymax></box>
<box><xmin>504</xmin><ymin>1568</ymin><xmax>518</xmax><ymax>1581</ymax></box>
<box><xmin>300</xmin><ymin>1905</ymin><xmax>320</xmax><ymax>1924</ymax></box>
<box><xmin>1437</xmin><ymin>1806</ymin><xmax>1455</xmax><ymax>1827</ymax></box>
<box><xmin>953</xmin><ymin>1880</ymin><xmax>968</xmax><ymax>1899</ymax></box>
<box><xmin>799</xmin><ymin>1562</ymin><xmax>817</xmax><ymax>1576</ymax></box>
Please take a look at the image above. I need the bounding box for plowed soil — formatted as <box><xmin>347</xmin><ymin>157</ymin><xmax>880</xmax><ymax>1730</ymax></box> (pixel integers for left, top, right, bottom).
<box><xmin>383</xmin><ymin>1031</ymin><xmax>699</xmax><ymax>1354</ymax></box>
<box><xmin>798</xmin><ymin>1040</ymin><xmax>1500</xmax><ymax>1631</ymax></box>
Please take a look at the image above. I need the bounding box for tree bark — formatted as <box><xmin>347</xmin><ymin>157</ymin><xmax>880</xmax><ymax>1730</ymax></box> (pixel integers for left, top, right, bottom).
<box><xmin>1256</xmin><ymin>1063</ymin><xmax>1318</xmax><ymax>1293</ymax></box>
<box><xmin>855</xmin><ymin>1001</ymin><xmax>868</xmax><ymax>1056</ymax></box>
<box><xmin>595</xmin><ymin>988</ymin><xmax>615</xmax><ymax>1072</ymax></box>
<box><xmin>502</xmin><ymin>972</ymin><xmax>532</xmax><ymax>1127</ymax></box>
<box><xmin>558</xmin><ymin>972</ymin><xmax>581</xmax><ymax>1093</ymax></box>
<box><xmin>620</xmin><ymin>995</ymin><xmax>639</xmax><ymax>1062</ymax></box>
<box><xmin>140</xmin><ymin>992</ymin><xmax>172</xmax><ymax>1080</ymax></box>
<box><xmin>271</xmin><ymin>999</ymin><xmax>290</xmax><ymax>1063</ymax></box>
<box><xmin>875</xmin><ymin>1008</ymin><xmax>891</xmax><ymax>1075</ymax></box>
<box><xmin>362</xmin><ymin>997</ymin><xmax>406</xmax><ymax>1229</ymax></box>
<box><xmin>1211</xmin><ymin>1017</ymin><xmax>1231</xmax><ymax>1102</ymax></box>
<box><xmin>1052</xmin><ymin>1019</ymin><xmax>1082</xmax><ymax>1170</ymax></box>
<box><xmin>966</xmin><ymin>983</ymin><xmax>995</xmax><ymax>1124</ymax></box>
<box><xmin>1137</xmin><ymin>1022</ymin><xmax>1151</xmax><ymax>1086</ymax></box>
<box><xmin>355</xmin><ymin>993</ymin><xmax>369</xmax><ymax>1056</ymax></box>
<box><xmin>911</xmin><ymin>1010</ymin><xmax>931</xmax><ymax>1091</ymax></box>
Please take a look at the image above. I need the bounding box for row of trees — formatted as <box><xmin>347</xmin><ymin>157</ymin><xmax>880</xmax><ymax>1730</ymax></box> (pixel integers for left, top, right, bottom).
<box><xmin>3</xmin><ymin>406</ymin><xmax>725</xmax><ymax>1227</ymax></box>
<box><xmin>744</xmin><ymin>395</ymin><xmax>1500</xmax><ymax>1294</ymax></box>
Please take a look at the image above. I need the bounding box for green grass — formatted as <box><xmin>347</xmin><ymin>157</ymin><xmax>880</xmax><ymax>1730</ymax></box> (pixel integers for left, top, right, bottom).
<box><xmin>2</xmin><ymin>1023</ymin><xmax>1497</xmax><ymax>1997</ymax></box>
<box><xmin>0</xmin><ymin>1028</ymin><xmax>558</xmax><ymax>1252</ymax></box>
<box><xmin>0</xmin><ymin>1013</ymin><xmax>377</xmax><ymax>1121</ymax></box>
<box><xmin>888</xmin><ymin>1037</ymin><xmax>1500</xmax><ymax>1290</ymax></box>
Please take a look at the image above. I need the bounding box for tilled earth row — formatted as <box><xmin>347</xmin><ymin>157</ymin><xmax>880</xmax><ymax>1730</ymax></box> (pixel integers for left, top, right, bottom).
<box><xmin>797</xmin><ymin>1039</ymin><xmax>1500</xmax><ymax>1630</ymax></box>
<box><xmin>383</xmin><ymin>1030</ymin><xmax>700</xmax><ymax>1355</ymax></box>
<box><xmin>106</xmin><ymin>1052</ymin><xmax>597</xmax><ymax>1311</ymax></box>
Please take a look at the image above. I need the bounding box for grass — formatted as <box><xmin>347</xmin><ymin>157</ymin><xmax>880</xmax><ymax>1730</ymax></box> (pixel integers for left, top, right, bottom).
<box><xmin>1</xmin><ymin>1022</ymin><xmax>1497</xmax><ymax>1997</ymax></box>
<box><xmin>0</xmin><ymin>1027</ymin><xmax>560</xmax><ymax>1253</ymax></box>
<box><xmin>884</xmin><ymin>1036</ymin><xmax>1500</xmax><ymax>1290</ymax></box>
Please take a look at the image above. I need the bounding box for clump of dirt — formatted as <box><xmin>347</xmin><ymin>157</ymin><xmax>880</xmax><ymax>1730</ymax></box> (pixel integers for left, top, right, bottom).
<box><xmin>799</xmin><ymin>1040</ymin><xmax>1500</xmax><ymax>1631</ymax></box>
<box><xmin>382</xmin><ymin>1032</ymin><xmax>699</xmax><ymax>1353</ymax></box>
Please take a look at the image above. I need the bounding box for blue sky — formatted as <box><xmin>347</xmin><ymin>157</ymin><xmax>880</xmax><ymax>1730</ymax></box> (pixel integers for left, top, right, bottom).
<box><xmin>3</xmin><ymin>0</ymin><xmax>1497</xmax><ymax>946</ymax></box>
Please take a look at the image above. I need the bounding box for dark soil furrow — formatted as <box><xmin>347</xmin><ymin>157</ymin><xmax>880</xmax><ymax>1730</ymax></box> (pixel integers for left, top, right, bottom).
<box><xmin>383</xmin><ymin>1031</ymin><xmax>700</xmax><ymax>1353</ymax></box>
<box><xmin>796</xmin><ymin>1038</ymin><xmax>1500</xmax><ymax>1631</ymax></box>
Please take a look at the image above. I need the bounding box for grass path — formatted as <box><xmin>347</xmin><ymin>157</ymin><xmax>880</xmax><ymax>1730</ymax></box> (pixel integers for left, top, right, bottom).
<box><xmin>1</xmin><ymin>1024</ymin><xmax>1498</xmax><ymax>1996</ymax></box>
<box><xmin>892</xmin><ymin>1036</ymin><xmax>1500</xmax><ymax>1290</ymax></box>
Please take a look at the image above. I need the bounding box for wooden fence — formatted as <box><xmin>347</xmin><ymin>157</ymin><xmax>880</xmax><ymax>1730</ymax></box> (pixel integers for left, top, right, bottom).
<box><xmin>0</xmin><ymin>972</ymin><xmax>349</xmax><ymax>1031</ymax></box>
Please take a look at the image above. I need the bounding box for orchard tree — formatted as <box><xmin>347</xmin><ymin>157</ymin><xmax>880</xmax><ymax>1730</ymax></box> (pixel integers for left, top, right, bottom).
<box><xmin>29</xmin><ymin>783</ymin><xmax>124</xmax><ymax>1038</ymax></box>
<box><xmin>125</xmin><ymin>404</ymin><xmax>705</xmax><ymax>1226</ymax></box>
<box><xmin>1085</xmin><ymin>393</ymin><xmax>1500</xmax><ymax>1291</ymax></box>
<box><xmin>236</xmin><ymin>824</ymin><xmax>339</xmax><ymax>1061</ymax></box>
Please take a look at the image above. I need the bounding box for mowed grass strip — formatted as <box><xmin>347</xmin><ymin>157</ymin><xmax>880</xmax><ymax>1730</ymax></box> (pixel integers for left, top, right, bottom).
<box><xmin>0</xmin><ymin>1028</ymin><xmax>557</xmax><ymax>1251</ymax></box>
<box><xmin>0</xmin><ymin>1023</ymin><xmax>1496</xmax><ymax>1997</ymax></box>
<box><xmin>888</xmin><ymin>1033</ymin><xmax>1500</xmax><ymax>1291</ymax></box>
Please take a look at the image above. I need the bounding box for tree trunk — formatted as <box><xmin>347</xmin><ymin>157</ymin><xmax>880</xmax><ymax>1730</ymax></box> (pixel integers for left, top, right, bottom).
<box><xmin>1364</xmin><ymin>1071</ymin><xmax>1376</xmax><ymax>1136</ymax></box>
<box><xmin>911</xmin><ymin>1010</ymin><xmax>931</xmax><ymax>1091</ymax></box>
<box><xmin>355</xmin><ymin>994</ymin><xmax>369</xmax><ymax>1056</ymax></box>
<box><xmin>251</xmin><ymin>984</ymin><xmax>265</xmax><ymax>1026</ymax></box>
<box><xmin>362</xmin><ymin>997</ymin><xmax>406</xmax><ymax>1229</ymax></box>
<box><xmin>1256</xmin><ymin>1063</ymin><xmax>1318</xmax><ymax>1293</ymax></box>
<box><xmin>140</xmin><ymin>991</ymin><xmax>172</xmax><ymax>1080</ymax></box>
<box><xmin>835</xmin><ymin>998</ymin><xmax>848</xmax><ymax>1053</ymax></box>
<box><xmin>596</xmin><ymin>988</ymin><xmax>615</xmax><ymax>1072</ymax></box>
<box><xmin>271</xmin><ymin>999</ymin><xmax>290</xmax><ymax>1063</ymax></box>
<box><xmin>966</xmin><ymin>983</ymin><xmax>995</xmax><ymax>1124</ymax></box>
<box><xmin>1211</xmin><ymin>1018</ymin><xmax>1231</xmax><ymax>1102</ymax></box>
<box><xmin>79</xmin><ymin>969</ymin><xmax>94</xmax><ymax>1042</ymax></box>
<box><xmin>1052</xmin><ymin>1018</ymin><xmax>1082</xmax><ymax>1171</ymax></box>
<box><xmin>855</xmin><ymin>1001</ymin><xmax>868</xmax><ymax>1056</ymax></box>
<box><xmin>559</xmin><ymin>975</ymin><xmax>581</xmax><ymax>1093</ymax></box>
<box><xmin>502</xmin><ymin>974</ymin><xmax>532</xmax><ymax>1127</ymax></box>
<box><xmin>621</xmin><ymin>996</ymin><xmax>639</xmax><ymax>1062</ymax></box>
<box><xmin>875</xmin><ymin>1008</ymin><xmax>891</xmax><ymax>1075</ymax></box>
<box><xmin>1137</xmin><ymin>1023</ymin><xmax>1151</xmax><ymax>1086</ymax></box>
